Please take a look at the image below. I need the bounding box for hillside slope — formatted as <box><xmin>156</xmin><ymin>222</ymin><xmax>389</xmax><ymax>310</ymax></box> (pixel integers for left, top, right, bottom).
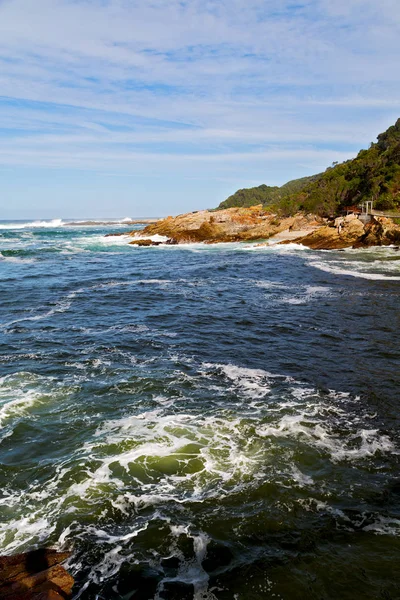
<box><xmin>217</xmin><ymin>176</ymin><xmax>318</xmax><ymax>210</ymax></box>
<box><xmin>217</xmin><ymin>119</ymin><xmax>400</xmax><ymax>216</ymax></box>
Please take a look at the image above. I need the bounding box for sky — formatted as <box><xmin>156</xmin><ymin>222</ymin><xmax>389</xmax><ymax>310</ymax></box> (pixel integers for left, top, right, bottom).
<box><xmin>0</xmin><ymin>0</ymin><xmax>399</xmax><ymax>218</ymax></box>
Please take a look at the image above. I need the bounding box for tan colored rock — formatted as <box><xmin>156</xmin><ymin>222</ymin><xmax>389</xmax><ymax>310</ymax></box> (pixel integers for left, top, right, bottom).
<box><xmin>126</xmin><ymin>206</ymin><xmax>400</xmax><ymax>249</ymax></box>
<box><xmin>129</xmin><ymin>239</ymin><xmax>162</xmax><ymax>246</ymax></box>
<box><xmin>281</xmin><ymin>218</ymin><xmax>364</xmax><ymax>249</ymax></box>
<box><xmin>344</xmin><ymin>213</ymin><xmax>359</xmax><ymax>222</ymax></box>
<box><xmin>0</xmin><ymin>550</ymin><xmax>73</xmax><ymax>600</ymax></box>
<box><xmin>353</xmin><ymin>216</ymin><xmax>400</xmax><ymax>247</ymax></box>
<box><xmin>132</xmin><ymin>206</ymin><xmax>322</xmax><ymax>244</ymax></box>
<box><xmin>134</xmin><ymin>206</ymin><xmax>266</xmax><ymax>242</ymax></box>
<box><xmin>287</xmin><ymin>215</ymin><xmax>400</xmax><ymax>249</ymax></box>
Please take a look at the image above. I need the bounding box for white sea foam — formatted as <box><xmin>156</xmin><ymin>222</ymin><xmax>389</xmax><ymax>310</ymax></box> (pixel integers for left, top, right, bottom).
<box><xmin>202</xmin><ymin>362</ymin><xmax>279</xmax><ymax>401</ymax></box>
<box><xmin>0</xmin><ymin>371</ymin><xmax>77</xmax><ymax>436</ymax></box>
<box><xmin>0</xmin><ymin>297</ymin><xmax>72</xmax><ymax>330</ymax></box>
<box><xmin>243</xmin><ymin>242</ymin><xmax>310</xmax><ymax>252</ymax></box>
<box><xmin>362</xmin><ymin>515</ymin><xmax>400</xmax><ymax>536</ymax></box>
<box><xmin>130</xmin><ymin>233</ymin><xmax>170</xmax><ymax>243</ymax></box>
<box><xmin>309</xmin><ymin>259</ymin><xmax>400</xmax><ymax>280</ymax></box>
<box><xmin>155</xmin><ymin>528</ymin><xmax>215</xmax><ymax>600</ymax></box>
<box><xmin>0</xmin><ymin>252</ymin><xmax>35</xmax><ymax>264</ymax></box>
<box><xmin>0</xmin><ymin>359</ymin><xmax>397</xmax><ymax>588</ymax></box>
<box><xmin>0</xmin><ymin>219</ymin><xmax>64</xmax><ymax>230</ymax></box>
<box><xmin>0</xmin><ymin>389</ymin><xmax>40</xmax><ymax>432</ymax></box>
<box><xmin>280</xmin><ymin>284</ymin><xmax>334</xmax><ymax>305</ymax></box>
<box><xmin>256</xmin><ymin>398</ymin><xmax>397</xmax><ymax>463</ymax></box>
<box><xmin>0</xmin><ymin>278</ymin><xmax>174</xmax><ymax>330</ymax></box>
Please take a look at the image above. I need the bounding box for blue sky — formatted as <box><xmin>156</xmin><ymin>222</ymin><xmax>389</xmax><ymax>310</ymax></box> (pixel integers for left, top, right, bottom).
<box><xmin>0</xmin><ymin>0</ymin><xmax>399</xmax><ymax>218</ymax></box>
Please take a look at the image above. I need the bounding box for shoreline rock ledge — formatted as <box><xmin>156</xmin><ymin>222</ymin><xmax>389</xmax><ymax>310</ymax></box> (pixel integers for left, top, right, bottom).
<box><xmin>127</xmin><ymin>208</ymin><xmax>400</xmax><ymax>250</ymax></box>
<box><xmin>128</xmin><ymin>206</ymin><xmax>322</xmax><ymax>244</ymax></box>
<box><xmin>0</xmin><ymin>549</ymin><xmax>74</xmax><ymax>600</ymax></box>
<box><xmin>283</xmin><ymin>215</ymin><xmax>400</xmax><ymax>250</ymax></box>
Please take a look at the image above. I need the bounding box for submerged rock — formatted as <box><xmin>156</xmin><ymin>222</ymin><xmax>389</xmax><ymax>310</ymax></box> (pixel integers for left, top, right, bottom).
<box><xmin>0</xmin><ymin>549</ymin><xmax>73</xmax><ymax>599</ymax></box>
<box><xmin>129</xmin><ymin>239</ymin><xmax>163</xmax><ymax>246</ymax></box>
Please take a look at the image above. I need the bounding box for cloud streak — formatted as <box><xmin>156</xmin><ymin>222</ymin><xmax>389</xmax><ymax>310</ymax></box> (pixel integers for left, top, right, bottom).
<box><xmin>0</xmin><ymin>0</ymin><xmax>399</xmax><ymax>214</ymax></box>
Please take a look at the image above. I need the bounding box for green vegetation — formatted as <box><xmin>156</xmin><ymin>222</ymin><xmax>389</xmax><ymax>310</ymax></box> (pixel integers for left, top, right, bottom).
<box><xmin>217</xmin><ymin>176</ymin><xmax>318</xmax><ymax>210</ymax></box>
<box><xmin>217</xmin><ymin>184</ymin><xmax>280</xmax><ymax>210</ymax></box>
<box><xmin>217</xmin><ymin>118</ymin><xmax>400</xmax><ymax>217</ymax></box>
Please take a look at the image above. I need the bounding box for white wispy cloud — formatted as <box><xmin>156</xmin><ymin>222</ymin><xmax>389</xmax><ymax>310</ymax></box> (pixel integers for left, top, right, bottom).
<box><xmin>0</xmin><ymin>0</ymin><xmax>399</xmax><ymax>213</ymax></box>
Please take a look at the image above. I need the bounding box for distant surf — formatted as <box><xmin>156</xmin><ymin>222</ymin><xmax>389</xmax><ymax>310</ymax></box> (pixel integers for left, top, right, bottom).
<box><xmin>0</xmin><ymin>217</ymin><xmax>159</xmax><ymax>230</ymax></box>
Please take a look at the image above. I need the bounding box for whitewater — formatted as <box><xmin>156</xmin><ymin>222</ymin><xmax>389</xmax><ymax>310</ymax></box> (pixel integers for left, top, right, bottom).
<box><xmin>0</xmin><ymin>220</ymin><xmax>399</xmax><ymax>599</ymax></box>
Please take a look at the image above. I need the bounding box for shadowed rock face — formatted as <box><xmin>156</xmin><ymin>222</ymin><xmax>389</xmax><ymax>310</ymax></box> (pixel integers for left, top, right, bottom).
<box><xmin>0</xmin><ymin>550</ymin><xmax>73</xmax><ymax>600</ymax></box>
<box><xmin>286</xmin><ymin>216</ymin><xmax>400</xmax><ymax>250</ymax></box>
<box><xmin>353</xmin><ymin>216</ymin><xmax>400</xmax><ymax>248</ymax></box>
<box><xmin>131</xmin><ymin>206</ymin><xmax>321</xmax><ymax>243</ymax></box>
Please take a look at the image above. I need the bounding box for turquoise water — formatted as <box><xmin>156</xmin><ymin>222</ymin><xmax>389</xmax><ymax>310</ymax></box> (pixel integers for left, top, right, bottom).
<box><xmin>0</xmin><ymin>220</ymin><xmax>399</xmax><ymax>599</ymax></box>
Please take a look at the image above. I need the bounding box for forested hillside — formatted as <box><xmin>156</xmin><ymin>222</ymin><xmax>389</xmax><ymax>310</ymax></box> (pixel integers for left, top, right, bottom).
<box><xmin>217</xmin><ymin>119</ymin><xmax>400</xmax><ymax>217</ymax></box>
<box><xmin>217</xmin><ymin>176</ymin><xmax>318</xmax><ymax>210</ymax></box>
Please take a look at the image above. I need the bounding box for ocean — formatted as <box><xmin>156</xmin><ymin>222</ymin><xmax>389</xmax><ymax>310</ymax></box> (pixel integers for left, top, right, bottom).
<box><xmin>0</xmin><ymin>219</ymin><xmax>399</xmax><ymax>599</ymax></box>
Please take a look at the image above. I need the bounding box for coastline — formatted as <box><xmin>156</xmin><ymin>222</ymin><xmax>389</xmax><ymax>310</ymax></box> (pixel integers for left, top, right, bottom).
<box><xmin>121</xmin><ymin>207</ymin><xmax>400</xmax><ymax>250</ymax></box>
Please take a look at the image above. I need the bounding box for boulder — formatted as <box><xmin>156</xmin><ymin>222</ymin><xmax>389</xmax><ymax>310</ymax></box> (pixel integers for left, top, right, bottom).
<box><xmin>0</xmin><ymin>550</ymin><xmax>73</xmax><ymax>600</ymax></box>
<box><xmin>287</xmin><ymin>218</ymin><xmax>364</xmax><ymax>249</ymax></box>
<box><xmin>287</xmin><ymin>216</ymin><xmax>400</xmax><ymax>249</ymax></box>
<box><xmin>353</xmin><ymin>216</ymin><xmax>400</xmax><ymax>247</ymax></box>
<box><xmin>129</xmin><ymin>239</ymin><xmax>162</xmax><ymax>246</ymax></box>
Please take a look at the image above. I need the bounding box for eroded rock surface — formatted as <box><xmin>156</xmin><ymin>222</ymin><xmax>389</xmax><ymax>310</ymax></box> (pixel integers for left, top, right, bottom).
<box><xmin>288</xmin><ymin>215</ymin><xmax>400</xmax><ymax>250</ymax></box>
<box><xmin>0</xmin><ymin>550</ymin><xmax>73</xmax><ymax>600</ymax></box>
<box><xmin>131</xmin><ymin>206</ymin><xmax>321</xmax><ymax>243</ymax></box>
<box><xmin>353</xmin><ymin>216</ymin><xmax>400</xmax><ymax>248</ymax></box>
<box><xmin>125</xmin><ymin>207</ymin><xmax>400</xmax><ymax>249</ymax></box>
<box><xmin>129</xmin><ymin>238</ymin><xmax>163</xmax><ymax>246</ymax></box>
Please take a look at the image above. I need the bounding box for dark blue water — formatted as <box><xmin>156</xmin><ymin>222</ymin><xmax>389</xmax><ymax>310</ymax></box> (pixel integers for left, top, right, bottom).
<box><xmin>0</xmin><ymin>221</ymin><xmax>399</xmax><ymax>599</ymax></box>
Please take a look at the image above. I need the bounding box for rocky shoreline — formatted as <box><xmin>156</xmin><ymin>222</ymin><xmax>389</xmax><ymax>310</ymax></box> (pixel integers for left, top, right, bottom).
<box><xmin>284</xmin><ymin>214</ymin><xmax>400</xmax><ymax>250</ymax></box>
<box><xmin>0</xmin><ymin>550</ymin><xmax>73</xmax><ymax>599</ymax></box>
<box><xmin>122</xmin><ymin>206</ymin><xmax>400</xmax><ymax>250</ymax></box>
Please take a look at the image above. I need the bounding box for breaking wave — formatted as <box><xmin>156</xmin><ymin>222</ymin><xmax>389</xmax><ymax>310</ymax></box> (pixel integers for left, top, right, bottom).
<box><xmin>0</xmin><ymin>219</ymin><xmax>64</xmax><ymax>230</ymax></box>
<box><xmin>1</xmin><ymin>221</ymin><xmax>400</xmax><ymax>599</ymax></box>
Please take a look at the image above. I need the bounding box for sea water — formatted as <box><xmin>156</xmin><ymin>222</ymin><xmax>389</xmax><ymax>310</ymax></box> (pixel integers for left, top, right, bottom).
<box><xmin>0</xmin><ymin>220</ymin><xmax>399</xmax><ymax>599</ymax></box>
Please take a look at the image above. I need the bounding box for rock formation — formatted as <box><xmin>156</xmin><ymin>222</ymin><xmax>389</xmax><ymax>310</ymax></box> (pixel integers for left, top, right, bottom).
<box><xmin>123</xmin><ymin>206</ymin><xmax>400</xmax><ymax>250</ymax></box>
<box><xmin>353</xmin><ymin>216</ymin><xmax>400</xmax><ymax>248</ymax></box>
<box><xmin>286</xmin><ymin>215</ymin><xmax>400</xmax><ymax>250</ymax></box>
<box><xmin>129</xmin><ymin>206</ymin><xmax>322</xmax><ymax>244</ymax></box>
<box><xmin>0</xmin><ymin>549</ymin><xmax>73</xmax><ymax>600</ymax></box>
<box><xmin>129</xmin><ymin>239</ymin><xmax>163</xmax><ymax>246</ymax></box>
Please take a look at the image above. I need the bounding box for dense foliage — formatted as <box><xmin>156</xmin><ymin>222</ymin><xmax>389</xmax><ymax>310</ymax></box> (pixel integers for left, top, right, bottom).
<box><xmin>217</xmin><ymin>119</ymin><xmax>400</xmax><ymax>216</ymax></box>
<box><xmin>217</xmin><ymin>184</ymin><xmax>280</xmax><ymax>209</ymax></box>
<box><xmin>217</xmin><ymin>176</ymin><xmax>318</xmax><ymax>210</ymax></box>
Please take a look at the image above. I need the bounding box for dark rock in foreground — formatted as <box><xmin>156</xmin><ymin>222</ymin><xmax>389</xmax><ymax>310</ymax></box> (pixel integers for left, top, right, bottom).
<box><xmin>0</xmin><ymin>550</ymin><xmax>73</xmax><ymax>600</ymax></box>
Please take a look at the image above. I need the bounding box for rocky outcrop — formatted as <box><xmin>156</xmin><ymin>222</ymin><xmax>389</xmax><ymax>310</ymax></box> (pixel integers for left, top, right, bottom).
<box><xmin>0</xmin><ymin>550</ymin><xmax>73</xmax><ymax>600</ymax></box>
<box><xmin>124</xmin><ymin>207</ymin><xmax>400</xmax><ymax>249</ymax></box>
<box><xmin>353</xmin><ymin>216</ymin><xmax>400</xmax><ymax>248</ymax></box>
<box><xmin>129</xmin><ymin>206</ymin><xmax>322</xmax><ymax>244</ymax></box>
<box><xmin>129</xmin><ymin>239</ymin><xmax>163</xmax><ymax>246</ymax></box>
<box><xmin>287</xmin><ymin>215</ymin><xmax>400</xmax><ymax>250</ymax></box>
